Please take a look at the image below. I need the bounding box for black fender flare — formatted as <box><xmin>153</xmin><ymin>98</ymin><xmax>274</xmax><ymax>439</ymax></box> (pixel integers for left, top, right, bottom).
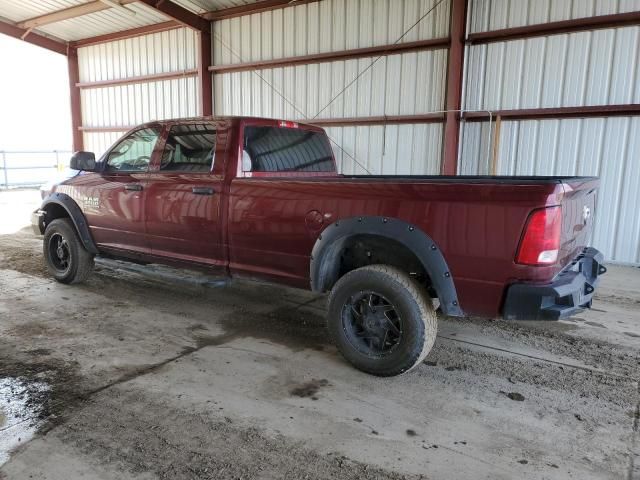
<box><xmin>40</xmin><ymin>192</ymin><xmax>99</xmax><ymax>255</ymax></box>
<box><xmin>310</xmin><ymin>216</ymin><xmax>463</xmax><ymax>317</ymax></box>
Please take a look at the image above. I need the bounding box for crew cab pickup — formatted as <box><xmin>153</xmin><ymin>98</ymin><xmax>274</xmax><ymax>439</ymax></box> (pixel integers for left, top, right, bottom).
<box><xmin>33</xmin><ymin>116</ymin><xmax>606</xmax><ymax>376</ymax></box>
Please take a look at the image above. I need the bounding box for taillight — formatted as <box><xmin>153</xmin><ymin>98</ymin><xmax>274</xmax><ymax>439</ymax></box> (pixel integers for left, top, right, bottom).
<box><xmin>279</xmin><ymin>120</ymin><xmax>299</xmax><ymax>128</ymax></box>
<box><xmin>516</xmin><ymin>206</ymin><xmax>562</xmax><ymax>266</ymax></box>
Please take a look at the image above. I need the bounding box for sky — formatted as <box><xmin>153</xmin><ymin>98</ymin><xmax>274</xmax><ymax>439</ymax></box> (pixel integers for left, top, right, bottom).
<box><xmin>0</xmin><ymin>34</ymin><xmax>72</xmax><ymax>152</ymax></box>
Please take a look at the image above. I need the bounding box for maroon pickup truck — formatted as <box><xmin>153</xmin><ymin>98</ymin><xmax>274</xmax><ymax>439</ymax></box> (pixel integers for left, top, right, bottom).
<box><xmin>33</xmin><ymin>116</ymin><xmax>606</xmax><ymax>376</ymax></box>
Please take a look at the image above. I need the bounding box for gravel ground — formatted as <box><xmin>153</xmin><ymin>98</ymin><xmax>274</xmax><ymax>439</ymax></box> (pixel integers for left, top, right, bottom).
<box><xmin>0</xmin><ymin>189</ymin><xmax>638</xmax><ymax>480</ymax></box>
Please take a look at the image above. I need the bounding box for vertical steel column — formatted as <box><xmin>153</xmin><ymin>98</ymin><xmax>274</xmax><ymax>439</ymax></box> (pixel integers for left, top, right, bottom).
<box><xmin>67</xmin><ymin>46</ymin><xmax>84</xmax><ymax>152</ymax></box>
<box><xmin>199</xmin><ymin>28</ymin><xmax>213</xmax><ymax>116</ymax></box>
<box><xmin>442</xmin><ymin>0</ymin><xmax>467</xmax><ymax>175</ymax></box>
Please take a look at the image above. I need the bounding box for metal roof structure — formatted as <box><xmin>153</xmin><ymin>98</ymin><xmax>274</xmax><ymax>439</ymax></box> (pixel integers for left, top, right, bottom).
<box><xmin>0</xmin><ymin>0</ymin><xmax>269</xmax><ymax>46</ymax></box>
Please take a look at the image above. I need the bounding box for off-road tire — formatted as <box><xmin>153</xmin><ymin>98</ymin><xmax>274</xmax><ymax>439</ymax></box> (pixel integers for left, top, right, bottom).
<box><xmin>327</xmin><ymin>265</ymin><xmax>437</xmax><ymax>377</ymax></box>
<box><xmin>43</xmin><ymin>218</ymin><xmax>94</xmax><ymax>284</ymax></box>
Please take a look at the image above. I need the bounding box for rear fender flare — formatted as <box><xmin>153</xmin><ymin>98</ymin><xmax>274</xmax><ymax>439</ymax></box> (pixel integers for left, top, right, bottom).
<box><xmin>310</xmin><ymin>216</ymin><xmax>463</xmax><ymax>317</ymax></box>
<box><xmin>41</xmin><ymin>192</ymin><xmax>99</xmax><ymax>255</ymax></box>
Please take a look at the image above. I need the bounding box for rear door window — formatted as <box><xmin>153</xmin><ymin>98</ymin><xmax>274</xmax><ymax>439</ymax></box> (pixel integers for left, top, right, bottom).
<box><xmin>243</xmin><ymin>126</ymin><xmax>334</xmax><ymax>173</ymax></box>
<box><xmin>160</xmin><ymin>124</ymin><xmax>216</xmax><ymax>173</ymax></box>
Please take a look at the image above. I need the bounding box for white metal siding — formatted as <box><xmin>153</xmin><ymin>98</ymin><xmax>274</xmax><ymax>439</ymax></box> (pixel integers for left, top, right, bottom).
<box><xmin>77</xmin><ymin>28</ymin><xmax>198</xmax><ymax>82</ymax></box>
<box><xmin>211</xmin><ymin>0</ymin><xmax>450</xmax><ymax>176</ymax></box>
<box><xmin>77</xmin><ymin>28</ymin><xmax>199</xmax><ymax>156</ymax></box>
<box><xmin>214</xmin><ymin>50</ymin><xmax>447</xmax><ymax>118</ymax></box>
<box><xmin>326</xmin><ymin>124</ymin><xmax>443</xmax><ymax>174</ymax></box>
<box><xmin>469</xmin><ymin>0</ymin><xmax>640</xmax><ymax>33</ymax></box>
<box><xmin>464</xmin><ymin>25</ymin><xmax>640</xmax><ymax>111</ymax></box>
<box><xmin>80</xmin><ymin>78</ymin><xmax>199</xmax><ymax>128</ymax></box>
<box><xmin>212</xmin><ymin>0</ymin><xmax>451</xmax><ymax>66</ymax></box>
<box><xmin>459</xmin><ymin>117</ymin><xmax>640</xmax><ymax>264</ymax></box>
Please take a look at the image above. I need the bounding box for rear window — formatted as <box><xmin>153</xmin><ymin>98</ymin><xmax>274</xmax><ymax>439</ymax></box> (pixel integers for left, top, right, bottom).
<box><xmin>243</xmin><ymin>126</ymin><xmax>334</xmax><ymax>173</ymax></box>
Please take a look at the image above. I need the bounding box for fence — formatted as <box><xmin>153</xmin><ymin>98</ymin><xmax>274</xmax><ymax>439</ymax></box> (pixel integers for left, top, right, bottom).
<box><xmin>0</xmin><ymin>150</ymin><xmax>72</xmax><ymax>188</ymax></box>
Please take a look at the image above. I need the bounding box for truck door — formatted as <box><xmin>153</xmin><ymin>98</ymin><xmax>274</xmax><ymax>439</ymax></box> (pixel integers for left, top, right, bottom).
<box><xmin>84</xmin><ymin>126</ymin><xmax>161</xmax><ymax>254</ymax></box>
<box><xmin>144</xmin><ymin>122</ymin><xmax>226</xmax><ymax>273</ymax></box>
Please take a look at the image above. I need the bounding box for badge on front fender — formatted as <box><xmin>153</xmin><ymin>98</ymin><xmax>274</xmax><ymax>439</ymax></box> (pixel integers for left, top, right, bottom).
<box><xmin>82</xmin><ymin>196</ymin><xmax>99</xmax><ymax>210</ymax></box>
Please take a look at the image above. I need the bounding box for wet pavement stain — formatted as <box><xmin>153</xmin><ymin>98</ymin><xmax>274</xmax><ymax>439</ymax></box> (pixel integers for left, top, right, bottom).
<box><xmin>290</xmin><ymin>379</ymin><xmax>330</xmax><ymax>400</ymax></box>
<box><xmin>192</xmin><ymin>303</ymin><xmax>331</xmax><ymax>353</ymax></box>
<box><xmin>0</xmin><ymin>339</ymin><xmax>84</xmax><ymax>467</ymax></box>
<box><xmin>0</xmin><ymin>377</ymin><xmax>48</xmax><ymax>466</ymax></box>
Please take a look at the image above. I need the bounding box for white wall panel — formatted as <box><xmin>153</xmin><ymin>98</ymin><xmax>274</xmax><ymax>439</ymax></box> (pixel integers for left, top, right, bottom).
<box><xmin>78</xmin><ymin>28</ymin><xmax>198</xmax><ymax>82</ymax></box>
<box><xmin>469</xmin><ymin>0</ymin><xmax>640</xmax><ymax>33</ymax></box>
<box><xmin>212</xmin><ymin>0</ymin><xmax>451</xmax><ymax>65</ymax></box>
<box><xmin>459</xmin><ymin>117</ymin><xmax>640</xmax><ymax>264</ymax></box>
<box><xmin>80</xmin><ymin>78</ymin><xmax>199</xmax><ymax>129</ymax></box>
<box><xmin>78</xmin><ymin>28</ymin><xmax>199</xmax><ymax>156</ymax></box>
<box><xmin>325</xmin><ymin>124</ymin><xmax>443</xmax><ymax>175</ymax></box>
<box><xmin>214</xmin><ymin>49</ymin><xmax>447</xmax><ymax>119</ymax></box>
<box><xmin>464</xmin><ymin>25</ymin><xmax>640</xmax><ymax>111</ymax></box>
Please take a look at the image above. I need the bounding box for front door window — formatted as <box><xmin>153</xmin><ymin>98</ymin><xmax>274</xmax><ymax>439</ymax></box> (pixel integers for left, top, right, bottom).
<box><xmin>105</xmin><ymin>127</ymin><xmax>160</xmax><ymax>172</ymax></box>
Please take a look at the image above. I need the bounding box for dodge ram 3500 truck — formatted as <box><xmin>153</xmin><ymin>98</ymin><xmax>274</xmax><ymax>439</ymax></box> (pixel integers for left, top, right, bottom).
<box><xmin>33</xmin><ymin>116</ymin><xmax>606</xmax><ymax>376</ymax></box>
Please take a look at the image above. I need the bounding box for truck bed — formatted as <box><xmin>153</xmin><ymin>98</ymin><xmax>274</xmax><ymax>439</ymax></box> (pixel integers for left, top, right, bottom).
<box><xmin>343</xmin><ymin>175</ymin><xmax>598</xmax><ymax>184</ymax></box>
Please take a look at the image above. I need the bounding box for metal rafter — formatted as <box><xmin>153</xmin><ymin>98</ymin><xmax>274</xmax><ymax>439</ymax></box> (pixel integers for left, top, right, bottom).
<box><xmin>203</xmin><ymin>0</ymin><xmax>322</xmax><ymax>21</ymax></box>
<box><xmin>16</xmin><ymin>0</ymin><xmax>139</xmax><ymax>30</ymax></box>
<box><xmin>70</xmin><ymin>20</ymin><xmax>182</xmax><ymax>47</ymax></box>
<box><xmin>137</xmin><ymin>0</ymin><xmax>209</xmax><ymax>31</ymax></box>
<box><xmin>0</xmin><ymin>19</ymin><xmax>68</xmax><ymax>55</ymax></box>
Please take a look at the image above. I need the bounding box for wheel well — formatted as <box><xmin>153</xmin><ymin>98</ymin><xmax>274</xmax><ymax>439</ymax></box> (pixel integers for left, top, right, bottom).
<box><xmin>326</xmin><ymin>234</ymin><xmax>434</xmax><ymax>295</ymax></box>
<box><xmin>43</xmin><ymin>203</ymin><xmax>71</xmax><ymax>227</ymax></box>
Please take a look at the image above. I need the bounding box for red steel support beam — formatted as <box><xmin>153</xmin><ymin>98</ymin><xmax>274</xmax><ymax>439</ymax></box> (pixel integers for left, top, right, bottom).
<box><xmin>209</xmin><ymin>38</ymin><xmax>450</xmax><ymax>74</ymax></box>
<box><xmin>137</xmin><ymin>0</ymin><xmax>209</xmax><ymax>31</ymax></box>
<box><xmin>462</xmin><ymin>104</ymin><xmax>640</xmax><ymax>121</ymax></box>
<box><xmin>68</xmin><ymin>47</ymin><xmax>84</xmax><ymax>152</ymax></box>
<box><xmin>199</xmin><ymin>30</ymin><xmax>213</xmax><ymax>116</ymax></box>
<box><xmin>71</xmin><ymin>21</ymin><xmax>182</xmax><ymax>48</ymax></box>
<box><xmin>468</xmin><ymin>11</ymin><xmax>640</xmax><ymax>45</ymax></box>
<box><xmin>0</xmin><ymin>19</ymin><xmax>68</xmax><ymax>55</ymax></box>
<box><xmin>310</xmin><ymin>114</ymin><xmax>445</xmax><ymax>127</ymax></box>
<box><xmin>76</xmin><ymin>69</ymin><xmax>198</xmax><ymax>89</ymax></box>
<box><xmin>442</xmin><ymin>0</ymin><xmax>467</xmax><ymax>175</ymax></box>
<box><xmin>204</xmin><ymin>0</ymin><xmax>321</xmax><ymax>21</ymax></box>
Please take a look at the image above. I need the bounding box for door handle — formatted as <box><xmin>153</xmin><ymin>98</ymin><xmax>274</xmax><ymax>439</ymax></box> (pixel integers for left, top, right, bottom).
<box><xmin>125</xmin><ymin>184</ymin><xmax>143</xmax><ymax>191</ymax></box>
<box><xmin>192</xmin><ymin>187</ymin><xmax>215</xmax><ymax>195</ymax></box>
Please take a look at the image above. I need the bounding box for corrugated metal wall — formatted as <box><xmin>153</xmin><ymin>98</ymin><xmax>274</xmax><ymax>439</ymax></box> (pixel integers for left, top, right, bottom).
<box><xmin>461</xmin><ymin>1</ymin><xmax>640</xmax><ymax>264</ymax></box>
<box><xmin>212</xmin><ymin>0</ymin><xmax>450</xmax><ymax>174</ymax></box>
<box><xmin>77</xmin><ymin>28</ymin><xmax>199</xmax><ymax>156</ymax></box>
<box><xmin>469</xmin><ymin>0</ymin><xmax>640</xmax><ymax>32</ymax></box>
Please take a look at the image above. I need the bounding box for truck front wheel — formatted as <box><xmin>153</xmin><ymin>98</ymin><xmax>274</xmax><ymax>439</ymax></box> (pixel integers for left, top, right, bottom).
<box><xmin>327</xmin><ymin>265</ymin><xmax>437</xmax><ymax>376</ymax></box>
<box><xmin>43</xmin><ymin>218</ymin><xmax>94</xmax><ymax>284</ymax></box>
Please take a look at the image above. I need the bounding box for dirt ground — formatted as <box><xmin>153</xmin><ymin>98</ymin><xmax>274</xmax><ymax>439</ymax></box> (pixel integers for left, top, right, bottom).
<box><xmin>0</xmin><ymin>189</ymin><xmax>639</xmax><ymax>480</ymax></box>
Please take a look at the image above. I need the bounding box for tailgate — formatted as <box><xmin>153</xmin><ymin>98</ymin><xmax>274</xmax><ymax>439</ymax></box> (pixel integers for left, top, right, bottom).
<box><xmin>558</xmin><ymin>178</ymin><xmax>599</xmax><ymax>266</ymax></box>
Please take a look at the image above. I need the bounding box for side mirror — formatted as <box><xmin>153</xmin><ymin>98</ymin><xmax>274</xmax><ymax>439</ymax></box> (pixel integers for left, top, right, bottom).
<box><xmin>70</xmin><ymin>151</ymin><xmax>97</xmax><ymax>171</ymax></box>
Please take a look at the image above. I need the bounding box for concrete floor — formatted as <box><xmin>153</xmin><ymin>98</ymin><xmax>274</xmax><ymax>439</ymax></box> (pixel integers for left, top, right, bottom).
<box><xmin>0</xmin><ymin>189</ymin><xmax>639</xmax><ymax>480</ymax></box>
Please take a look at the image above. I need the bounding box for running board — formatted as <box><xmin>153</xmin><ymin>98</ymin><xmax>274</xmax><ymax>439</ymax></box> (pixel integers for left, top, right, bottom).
<box><xmin>95</xmin><ymin>257</ymin><xmax>230</xmax><ymax>288</ymax></box>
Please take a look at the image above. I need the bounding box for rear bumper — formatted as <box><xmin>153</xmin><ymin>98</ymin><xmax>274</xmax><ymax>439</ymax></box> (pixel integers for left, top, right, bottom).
<box><xmin>502</xmin><ymin>247</ymin><xmax>606</xmax><ymax>320</ymax></box>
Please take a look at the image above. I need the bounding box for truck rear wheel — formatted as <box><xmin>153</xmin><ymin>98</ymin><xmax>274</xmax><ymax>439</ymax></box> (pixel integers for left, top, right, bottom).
<box><xmin>327</xmin><ymin>265</ymin><xmax>437</xmax><ymax>376</ymax></box>
<box><xmin>43</xmin><ymin>218</ymin><xmax>94</xmax><ymax>284</ymax></box>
